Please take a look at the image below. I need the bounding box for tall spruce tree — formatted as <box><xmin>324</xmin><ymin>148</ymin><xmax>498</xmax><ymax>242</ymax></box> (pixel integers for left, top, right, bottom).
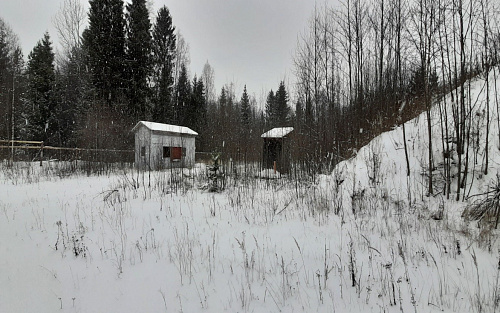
<box><xmin>275</xmin><ymin>81</ymin><xmax>290</xmax><ymax>126</ymax></box>
<box><xmin>0</xmin><ymin>25</ymin><xmax>9</xmax><ymax>139</ymax></box>
<box><xmin>83</xmin><ymin>0</ymin><xmax>126</xmax><ymax>106</ymax></box>
<box><xmin>175</xmin><ymin>64</ymin><xmax>190</xmax><ymax>125</ymax></box>
<box><xmin>52</xmin><ymin>47</ymin><xmax>90</xmax><ymax>147</ymax></box>
<box><xmin>183</xmin><ymin>75</ymin><xmax>198</xmax><ymax>130</ymax></box>
<box><xmin>0</xmin><ymin>19</ymin><xmax>23</xmax><ymax>143</ymax></box>
<box><xmin>24</xmin><ymin>33</ymin><xmax>56</xmax><ymax>143</ymax></box>
<box><xmin>125</xmin><ymin>0</ymin><xmax>152</xmax><ymax>120</ymax></box>
<box><xmin>265</xmin><ymin>82</ymin><xmax>291</xmax><ymax>128</ymax></box>
<box><xmin>219</xmin><ymin>87</ymin><xmax>227</xmax><ymax>120</ymax></box>
<box><xmin>265</xmin><ymin>89</ymin><xmax>276</xmax><ymax>127</ymax></box>
<box><xmin>152</xmin><ymin>6</ymin><xmax>176</xmax><ymax>124</ymax></box>
<box><xmin>194</xmin><ymin>76</ymin><xmax>206</xmax><ymax>129</ymax></box>
<box><xmin>238</xmin><ymin>85</ymin><xmax>252</xmax><ymax>160</ymax></box>
<box><xmin>240</xmin><ymin>85</ymin><xmax>251</xmax><ymax>128</ymax></box>
<box><xmin>0</xmin><ymin>21</ymin><xmax>12</xmax><ymax>140</ymax></box>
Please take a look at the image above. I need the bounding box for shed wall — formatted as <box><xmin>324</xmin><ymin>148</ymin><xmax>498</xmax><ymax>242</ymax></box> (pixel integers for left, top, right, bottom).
<box><xmin>135</xmin><ymin>126</ymin><xmax>151</xmax><ymax>169</ymax></box>
<box><xmin>150</xmin><ymin>132</ymin><xmax>195</xmax><ymax>169</ymax></box>
<box><xmin>134</xmin><ymin>125</ymin><xmax>196</xmax><ymax>170</ymax></box>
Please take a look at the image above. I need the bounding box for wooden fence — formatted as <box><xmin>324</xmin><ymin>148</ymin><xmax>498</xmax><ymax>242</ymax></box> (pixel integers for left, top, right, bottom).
<box><xmin>0</xmin><ymin>140</ymin><xmax>134</xmax><ymax>164</ymax></box>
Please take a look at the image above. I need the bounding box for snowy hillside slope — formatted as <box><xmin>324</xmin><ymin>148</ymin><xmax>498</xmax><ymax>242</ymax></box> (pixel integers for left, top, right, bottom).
<box><xmin>325</xmin><ymin>67</ymin><xmax>500</xmax><ymax>223</ymax></box>
<box><xmin>1</xmin><ymin>69</ymin><xmax>500</xmax><ymax>312</ymax></box>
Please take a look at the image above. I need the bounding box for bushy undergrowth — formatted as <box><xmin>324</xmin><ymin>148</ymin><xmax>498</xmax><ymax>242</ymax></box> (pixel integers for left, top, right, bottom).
<box><xmin>463</xmin><ymin>175</ymin><xmax>500</xmax><ymax>229</ymax></box>
<box><xmin>0</xmin><ymin>159</ymin><xmax>133</xmax><ymax>184</ymax></box>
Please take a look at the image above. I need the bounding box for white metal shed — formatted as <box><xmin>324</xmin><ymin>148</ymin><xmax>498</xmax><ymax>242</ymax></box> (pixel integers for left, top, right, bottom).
<box><xmin>132</xmin><ymin>121</ymin><xmax>198</xmax><ymax>170</ymax></box>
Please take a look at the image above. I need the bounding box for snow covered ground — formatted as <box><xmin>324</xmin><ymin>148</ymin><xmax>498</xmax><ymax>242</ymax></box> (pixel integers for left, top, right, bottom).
<box><xmin>2</xmin><ymin>69</ymin><xmax>500</xmax><ymax>312</ymax></box>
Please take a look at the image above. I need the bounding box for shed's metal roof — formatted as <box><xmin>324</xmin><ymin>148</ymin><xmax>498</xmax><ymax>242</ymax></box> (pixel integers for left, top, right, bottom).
<box><xmin>132</xmin><ymin>121</ymin><xmax>198</xmax><ymax>136</ymax></box>
<box><xmin>261</xmin><ymin>127</ymin><xmax>294</xmax><ymax>138</ymax></box>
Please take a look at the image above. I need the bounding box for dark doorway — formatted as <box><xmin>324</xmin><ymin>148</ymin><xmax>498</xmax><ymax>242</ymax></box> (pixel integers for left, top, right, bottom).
<box><xmin>263</xmin><ymin>138</ymin><xmax>283</xmax><ymax>171</ymax></box>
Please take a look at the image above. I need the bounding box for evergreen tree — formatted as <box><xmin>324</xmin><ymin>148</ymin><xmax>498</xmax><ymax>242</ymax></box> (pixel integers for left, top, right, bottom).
<box><xmin>238</xmin><ymin>85</ymin><xmax>253</xmax><ymax>160</ymax></box>
<box><xmin>409</xmin><ymin>65</ymin><xmax>438</xmax><ymax>98</ymax></box>
<box><xmin>239</xmin><ymin>85</ymin><xmax>251</xmax><ymax>128</ymax></box>
<box><xmin>51</xmin><ymin>69</ymin><xmax>75</xmax><ymax>146</ymax></box>
<box><xmin>125</xmin><ymin>0</ymin><xmax>152</xmax><ymax>120</ymax></box>
<box><xmin>265</xmin><ymin>82</ymin><xmax>291</xmax><ymax>128</ymax></box>
<box><xmin>219</xmin><ymin>87</ymin><xmax>227</xmax><ymax>118</ymax></box>
<box><xmin>186</xmin><ymin>76</ymin><xmax>206</xmax><ymax>151</ymax></box>
<box><xmin>0</xmin><ymin>22</ymin><xmax>12</xmax><ymax>140</ymax></box>
<box><xmin>0</xmin><ymin>26</ymin><xmax>9</xmax><ymax>111</ymax></box>
<box><xmin>53</xmin><ymin>46</ymin><xmax>90</xmax><ymax>147</ymax></box>
<box><xmin>265</xmin><ymin>89</ymin><xmax>276</xmax><ymax>127</ymax></box>
<box><xmin>275</xmin><ymin>81</ymin><xmax>291</xmax><ymax>126</ymax></box>
<box><xmin>294</xmin><ymin>100</ymin><xmax>304</xmax><ymax>132</ymax></box>
<box><xmin>174</xmin><ymin>64</ymin><xmax>190</xmax><ymax>125</ymax></box>
<box><xmin>0</xmin><ymin>19</ymin><xmax>23</xmax><ymax>143</ymax></box>
<box><xmin>83</xmin><ymin>0</ymin><xmax>126</xmax><ymax>106</ymax></box>
<box><xmin>183</xmin><ymin>75</ymin><xmax>198</xmax><ymax>130</ymax></box>
<box><xmin>192</xmin><ymin>76</ymin><xmax>206</xmax><ymax>132</ymax></box>
<box><xmin>217</xmin><ymin>86</ymin><xmax>227</xmax><ymax>137</ymax></box>
<box><xmin>24</xmin><ymin>33</ymin><xmax>56</xmax><ymax>143</ymax></box>
<box><xmin>152</xmin><ymin>6</ymin><xmax>176</xmax><ymax>124</ymax></box>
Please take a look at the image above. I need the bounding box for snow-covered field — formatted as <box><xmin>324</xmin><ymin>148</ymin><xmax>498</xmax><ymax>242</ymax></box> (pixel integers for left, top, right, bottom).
<box><xmin>2</xmin><ymin>70</ymin><xmax>500</xmax><ymax>312</ymax></box>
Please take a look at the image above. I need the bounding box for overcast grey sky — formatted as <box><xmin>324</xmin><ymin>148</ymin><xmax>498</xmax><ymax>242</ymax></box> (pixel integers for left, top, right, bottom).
<box><xmin>0</xmin><ymin>0</ymin><xmax>321</xmax><ymax>99</ymax></box>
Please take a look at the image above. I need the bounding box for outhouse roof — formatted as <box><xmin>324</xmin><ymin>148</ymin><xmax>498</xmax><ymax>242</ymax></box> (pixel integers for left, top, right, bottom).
<box><xmin>132</xmin><ymin>121</ymin><xmax>198</xmax><ymax>136</ymax></box>
<box><xmin>261</xmin><ymin>127</ymin><xmax>294</xmax><ymax>139</ymax></box>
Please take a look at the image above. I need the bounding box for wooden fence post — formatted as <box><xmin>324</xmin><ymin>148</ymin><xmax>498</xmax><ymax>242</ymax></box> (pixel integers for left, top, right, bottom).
<box><xmin>10</xmin><ymin>139</ymin><xmax>14</xmax><ymax>166</ymax></box>
<box><xmin>40</xmin><ymin>141</ymin><xmax>44</xmax><ymax>166</ymax></box>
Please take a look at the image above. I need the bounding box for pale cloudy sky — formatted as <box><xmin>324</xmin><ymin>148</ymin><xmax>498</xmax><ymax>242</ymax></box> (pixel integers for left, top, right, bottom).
<box><xmin>0</xmin><ymin>0</ymin><xmax>321</xmax><ymax>99</ymax></box>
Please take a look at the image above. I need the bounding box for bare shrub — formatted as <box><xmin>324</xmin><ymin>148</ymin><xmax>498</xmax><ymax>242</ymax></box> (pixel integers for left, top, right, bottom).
<box><xmin>462</xmin><ymin>175</ymin><xmax>500</xmax><ymax>229</ymax></box>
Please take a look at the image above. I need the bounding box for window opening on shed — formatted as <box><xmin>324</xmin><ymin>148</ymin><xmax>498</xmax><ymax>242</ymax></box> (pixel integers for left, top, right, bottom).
<box><xmin>140</xmin><ymin>146</ymin><xmax>146</xmax><ymax>157</ymax></box>
<box><xmin>163</xmin><ymin>146</ymin><xmax>170</xmax><ymax>158</ymax></box>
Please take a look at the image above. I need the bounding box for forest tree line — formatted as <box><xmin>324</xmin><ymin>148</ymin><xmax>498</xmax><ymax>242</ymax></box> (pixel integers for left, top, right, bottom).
<box><xmin>0</xmin><ymin>0</ymin><xmax>292</xmax><ymax>162</ymax></box>
<box><xmin>1</xmin><ymin>0</ymin><xmax>500</xmax><ymax>186</ymax></box>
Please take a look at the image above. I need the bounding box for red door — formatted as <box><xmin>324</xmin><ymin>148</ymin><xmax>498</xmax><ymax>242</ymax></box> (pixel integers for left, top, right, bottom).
<box><xmin>171</xmin><ymin>147</ymin><xmax>182</xmax><ymax>160</ymax></box>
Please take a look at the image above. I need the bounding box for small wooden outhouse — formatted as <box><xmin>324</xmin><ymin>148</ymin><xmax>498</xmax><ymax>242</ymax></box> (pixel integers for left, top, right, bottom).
<box><xmin>261</xmin><ymin>127</ymin><xmax>294</xmax><ymax>174</ymax></box>
<box><xmin>132</xmin><ymin>121</ymin><xmax>198</xmax><ymax>170</ymax></box>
